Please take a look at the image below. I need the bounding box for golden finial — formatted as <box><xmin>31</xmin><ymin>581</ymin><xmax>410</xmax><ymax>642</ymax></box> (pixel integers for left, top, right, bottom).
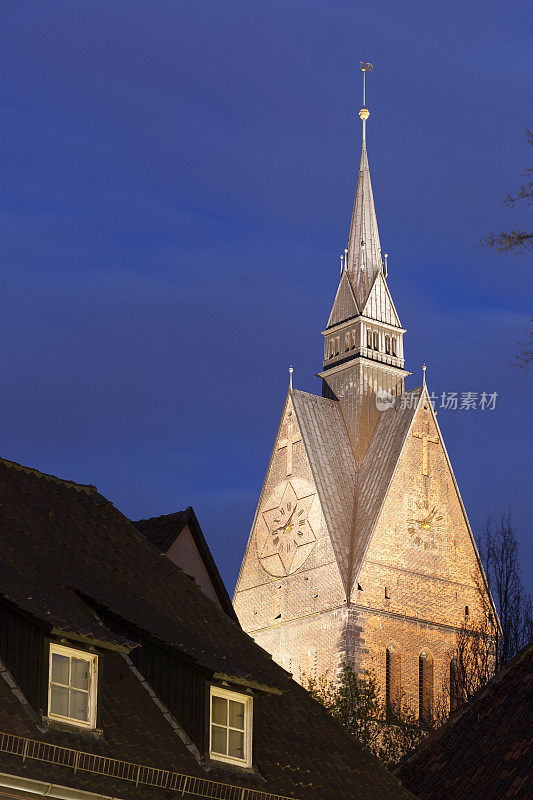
<box><xmin>359</xmin><ymin>62</ymin><xmax>373</xmax><ymax>139</ymax></box>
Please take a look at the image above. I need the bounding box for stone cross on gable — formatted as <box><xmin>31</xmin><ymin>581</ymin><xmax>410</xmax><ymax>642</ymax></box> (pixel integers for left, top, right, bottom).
<box><xmin>277</xmin><ymin>411</ymin><xmax>302</xmax><ymax>476</ymax></box>
<box><xmin>412</xmin><ymin>420</ymin><xmax>439</xmax><ymax>477</ymax></box>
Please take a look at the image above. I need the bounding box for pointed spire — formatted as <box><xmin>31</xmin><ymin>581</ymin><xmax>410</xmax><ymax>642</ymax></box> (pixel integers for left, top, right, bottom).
<box><xmin>345</xmin><ymin>63</ymin><xmax>383</xmax><ymax>309</ymax></box>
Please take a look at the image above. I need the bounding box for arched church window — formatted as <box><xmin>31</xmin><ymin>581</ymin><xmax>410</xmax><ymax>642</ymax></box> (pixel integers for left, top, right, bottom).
<box><xmin>335</xmin><ymin>337</ymin><xmax>340</xmax><ymax>355</ymax></box>
<box><xmin>373</xmin><ymin>331</ymin><xmax>379</xmax><ymax>351</ymax></box>
<box><xmin>391</xmin><ymin>337</ymin><xmax>397</xmax><ymax>356</ymax></box>
<box><xmin>345</xmin><ymin>332</ymin><xmax>350</xmax><ymax>351</ymax></box>
<box><xmin>419</xmin><ymin>650</ymin><xmax>434</xmax><ymax>725</ymax></box>
<box><xmin>449</xmin><ymin>658</ymin><xmax>460</xmax><ymax>713</ymax></box>
<box><xmin>328</xmin><ymin>339</ymin><xmax>335</xmax><ymax>358</ymax></box>
<box><xmin>386</xmin><ymin>644</ymin><xmax>401</xmax><ymax>719</ymax></box>
<box><xmin>352</xmin><ymin>330</ymin><xmax>357</xmax><ymax>349</ymax></box>
<box><xmin>366</xmin><ymin>329</ymin><xmax>372</xmax><ymax>349</ymax></box>
<box><xmin>385</xmin><ymin>335</ymin><xmax>391</xmax><ymax>354</ymax></box>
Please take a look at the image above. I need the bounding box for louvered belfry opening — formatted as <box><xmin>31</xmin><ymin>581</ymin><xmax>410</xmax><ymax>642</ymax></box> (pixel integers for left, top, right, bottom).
<box><xmin>386</xmin><ymin>644</ymin><xmax>401</xmax><ymax>720</ymax></box>
<box><xmin>419</xmin><ymin>650</ymin><xmax>434</xmax><ymax>725</ymax></box>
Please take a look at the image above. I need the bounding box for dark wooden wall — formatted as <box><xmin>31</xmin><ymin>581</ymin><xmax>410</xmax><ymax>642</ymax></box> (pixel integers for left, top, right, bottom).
<box><xmin>99</xmin><ymin>610</ymin><xmax>206</xmax><ymax>749</ymax></box>
<box><xmin>0</xmin><ymin>601</ymin><xmax>45</xmax><ymax>713</ymax></box>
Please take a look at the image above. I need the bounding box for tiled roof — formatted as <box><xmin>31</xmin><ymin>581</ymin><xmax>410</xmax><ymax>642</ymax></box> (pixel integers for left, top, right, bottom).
<box><xmin>292</xmin><ymin>390</ymin><xmax>358</xmax><ymax>594</ymax></box>
<box><xmin>0</xmin><ymin>456</ymin><xmax>416</xmax><ymax>800</ymax></box>
<box><xmin>395</xmin><ymin>640</ymin><xmax>533</xmax><ymax>800</ymax></box>
<box><xmin>133</xmin><ymin>509</ymin><xmax>189</xmax><ymax>552</ymax></box>
<box><xmin>132</xmin><ymin>507</ymin><xmax>238</xmax><ymax>622</ymax></box>
<box><xmin>352</xmin><ymin>388</ymin><xmax>421</xmax><ymax>583</ymax></box>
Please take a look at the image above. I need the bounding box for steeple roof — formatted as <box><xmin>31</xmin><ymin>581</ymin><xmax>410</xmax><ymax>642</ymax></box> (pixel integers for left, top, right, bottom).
<box><xmin>346</xmin><ymin>140</ymin><xmax>382</xmax><ymax>308</ymax></box>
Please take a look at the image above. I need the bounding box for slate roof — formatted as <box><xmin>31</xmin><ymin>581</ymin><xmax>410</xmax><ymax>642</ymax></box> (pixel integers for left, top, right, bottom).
<box><xmin>132</xmin><ymin>507</ymin><xmax>238</xmax><ymax>622</ymax></box>
<box><xmin>326</xmin><ymin>268</ymin><xmax>360</xmax><ymax>329</ymax></box>
<box><xmin>346</xmin><ymin>143</ymin><xmax>382</xmax><ymax>308</ymax></box>
<box><xmin>395</xmin><ymin>640</ymin><xmax>533</xmax><ymax>800</ymax></box>
<box><xmin>292</xmin><ymin>390</ymin><xmax>358</xmax><ymax>594</ymax></box>
<box><xmin>292</xmin><ymin>388</ymin><xmax>421</xmax><ymax>595</ymax></box>
<box><xmin>0</xmin><ymin>456</ymin><xmax>416</xmax><ymax>800</ymax></box>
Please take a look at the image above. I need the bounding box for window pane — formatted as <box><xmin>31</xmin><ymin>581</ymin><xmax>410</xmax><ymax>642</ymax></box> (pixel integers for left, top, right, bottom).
<box><xmin>51</xmin><ymin>653</ymin><xmax>69</xmax><ymax>685</ymax></box>
<box><xmin>212</xmin><ymin>696</ymin><xmax>227</xmax><ymax>726</ymax></box>
<box><xmin>211</xmin><ymin>724</ymin><xmax>227</xmax><ymax>755</ymax></box>
<box><xmin>50</xmin><ymin>684</ymin><xmax>69</xmax><ymax>717</ymax></box>
<box><xmin>71</xmin><ymin>658</ymin><xmax>90</xmax><ymax>691</ymax></box>
<box><xmin>229</xmin><ymin>700</ymin><xmax>245</xmax><ymax>730</ymax></box>
<box><xmin>70</xmin><ymin>689</ymin><xmax>88</xmax><ymax>721</ymax></box>
<box><xmin>228</xmin><ymin>729</ymin><xmax>245</xmax><ymax>760</ymax></box>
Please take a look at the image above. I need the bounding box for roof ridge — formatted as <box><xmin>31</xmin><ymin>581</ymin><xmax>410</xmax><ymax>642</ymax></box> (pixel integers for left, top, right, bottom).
<box><xmin>134</xmin><ymin>509</ymin><xmax>187</xmax><ymax>525</ymax></box>
<box><xmin>0</xmin><ymin>457</ymin><xmax>96</xmax><ymax>494</ymax></box>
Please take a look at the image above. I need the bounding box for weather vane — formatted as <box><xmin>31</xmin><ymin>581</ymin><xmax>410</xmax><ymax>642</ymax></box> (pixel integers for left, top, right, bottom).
<box><xmin>360</xmin><ymin>62</ymin><xmax>373</xmax><ymax>108</ymax></box>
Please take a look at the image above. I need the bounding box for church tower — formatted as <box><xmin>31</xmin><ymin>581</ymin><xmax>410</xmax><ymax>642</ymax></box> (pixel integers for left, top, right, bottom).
<box><xmin>320</xmin><ymin>96</ymin><xmax>407</xmax><ymax>461</ymax></box>
<box><xmin>233</xmin><ymin>67</ymin><xmax>496</xmax><ymax>720</ymax></box>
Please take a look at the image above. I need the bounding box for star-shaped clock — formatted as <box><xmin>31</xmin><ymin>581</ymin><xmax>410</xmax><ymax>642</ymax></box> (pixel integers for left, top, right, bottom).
<box><xmin>406</xmin><ymin>495</ymin><xmax>446</xmax><ymax>551</ymax></box>
<box><xmin>256</xmin><ymin>479</ymin><xmax>319</xmax><ymax>577</ymax></box>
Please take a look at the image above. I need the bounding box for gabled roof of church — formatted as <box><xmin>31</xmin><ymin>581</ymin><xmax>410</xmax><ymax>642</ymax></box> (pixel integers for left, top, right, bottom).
<box><xmin>326</xmin><ymin>268</ymin><xmax>360</xmax><ymax>329</ymax></box>
<box><xmin>361</xmin><ymin>269</ymin><xmax>402</xmax><ymax>329</ymax></box>
<box><xmin>346</xmin><ymin>143</ymin><xmax>383</xmax><ymax>309</ymax></box>
<box><xmin>352</xmin><ymin>388</ymin><xmax>422</xmax><ymax>584</ymax></box>
<box><xmin>395</xmin><ymin>639</ymin><xmax>533</xmax><ymax>800</ymax></box>
<box><xmin>291</xmin><ymin>387</ymin><xmax>423</xmax><ymax>596</ymax></box>
<box><xmin>132</xmin><ymin>506</ymin><xmax>238</xmax><ymax>622</ymax></box>
<box><xmin>292</xmin><ymin>390</ymin><xmax>358</xmax><ymax>593</ymax></box>
<box><xmin>0</xmin><ymin>455</ymin><xmax>416</xmax><ymax>800</ymax></box>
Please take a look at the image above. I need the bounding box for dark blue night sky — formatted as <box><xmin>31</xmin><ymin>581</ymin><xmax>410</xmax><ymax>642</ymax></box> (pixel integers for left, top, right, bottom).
<box><xmin>0</xmin><ymin>1</ymin><xmax>531</xmax><ymax>593</ymax></box>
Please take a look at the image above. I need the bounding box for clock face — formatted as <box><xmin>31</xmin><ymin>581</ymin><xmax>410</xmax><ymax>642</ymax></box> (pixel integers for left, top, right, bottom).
<box><xmin>405</xmin><ymin>495</ymin><xmax>446</xmax><ymax>551</ymax></box>
<box><xmin>256</xmin><ymin>478</ymin><xmax>320</xmax><ymax>577</ymax></box>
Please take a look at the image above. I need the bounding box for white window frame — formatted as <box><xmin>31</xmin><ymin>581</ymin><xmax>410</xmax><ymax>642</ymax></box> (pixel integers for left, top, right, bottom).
<box><xmin>48</xmin><ymin>643</ymin><xmax>98</xmax><ymax>729</ymax></box>
<box><xmin>209</xmin><ymin>686</ymin><xmax>253</xmax><ymax>768</ymax></box>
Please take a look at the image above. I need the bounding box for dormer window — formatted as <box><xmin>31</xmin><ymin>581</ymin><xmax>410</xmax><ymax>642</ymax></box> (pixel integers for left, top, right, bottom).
<box><xmin>210</xmin><ymin>686</ymin><xmax>253</xmax><ymax>767</ymax></box>
<box><xmin>48</xmin><ymin>643</ymin><xmax>98</xmax><ymax>728</ymax></box>
<box><xmin>373</xmin><ymin>331</ymin><xmax>379</xmax><ymax>351</ymax></box>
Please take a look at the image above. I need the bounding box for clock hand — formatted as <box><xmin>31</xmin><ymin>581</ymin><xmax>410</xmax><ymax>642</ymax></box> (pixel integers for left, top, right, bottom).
<box><xmin>286</xmin><ymin>505</ymin><xmax>298</xmax><ymax>526</ymax></box>
<box><xmin>270</xmin><ymin>504</ymin><xmax>302</xmax><ymax>537</ymax></box>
